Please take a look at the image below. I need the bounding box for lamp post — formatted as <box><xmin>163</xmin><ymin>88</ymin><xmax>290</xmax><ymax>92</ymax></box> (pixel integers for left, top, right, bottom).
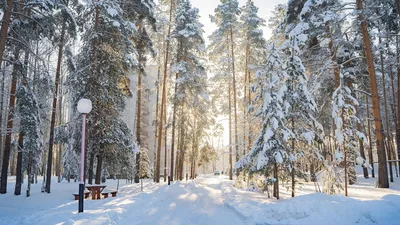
<box><xmin>77</xmin><ymin>98</ymin><xmax>92</xmax><ymax>213</ymax></box>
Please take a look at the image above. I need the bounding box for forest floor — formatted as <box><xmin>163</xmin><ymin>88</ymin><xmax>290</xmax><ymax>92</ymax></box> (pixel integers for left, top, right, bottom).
<box><xmin>0</xmin><ymin>170</ymin><xmax>399</xmax><ymax>225</ymax></box>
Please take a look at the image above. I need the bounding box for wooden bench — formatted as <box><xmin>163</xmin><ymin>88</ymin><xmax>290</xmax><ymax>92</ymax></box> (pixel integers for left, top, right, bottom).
<box><xmin>101</xmin><ymin>192</ymin><xmax>109</xmax><ymax>198</ymax></box>
<box><xmin>73</xmin><ymin>191</ymin><xmax>90</xmax><ymax>200</ymax></box>
<box><xmin>110</xmin><ymin>190</ymin><xmax>117</xmax><ymax>197</ymax></box>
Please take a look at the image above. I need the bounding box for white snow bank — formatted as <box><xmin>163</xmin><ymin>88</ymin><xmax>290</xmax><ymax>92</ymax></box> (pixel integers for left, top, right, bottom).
<box><xmin>221</xmin><ymin>179</ymin><xmax>400</xmax><ymax>225</ymax></box>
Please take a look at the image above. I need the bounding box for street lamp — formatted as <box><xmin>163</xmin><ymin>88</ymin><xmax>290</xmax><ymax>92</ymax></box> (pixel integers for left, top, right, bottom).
<box><xmin>77</xmin><ymin>98</ymin><xmax>92</xmax><ymax>213</ymax></box>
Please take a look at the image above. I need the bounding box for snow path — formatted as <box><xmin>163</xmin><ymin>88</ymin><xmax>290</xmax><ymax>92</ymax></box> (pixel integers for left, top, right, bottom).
<box><xmin>0</xmin><ymin>176</ymin><xmax>245</xmax><ymax>225</ymax></box>
<box><xmin>122</xmin><ymin>177</ymin><xmax>245</xmax><ymax>225</ymax></box>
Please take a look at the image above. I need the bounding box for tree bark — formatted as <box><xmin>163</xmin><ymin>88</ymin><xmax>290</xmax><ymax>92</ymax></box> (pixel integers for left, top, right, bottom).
<box><xmin>14</xmin><ymin>133</ymin><xmax>24</xmax><ymax>195</ymax></box>
<box><xmin>230</xmin><ymin>27</ymin><xmax>239</xmax><ymax>163</ymax></box>
<box><xmin>170</xmin><ymin>38</ymin><xmax>182</xmax><ymax>183</ymax></box>
<box><xmin>228</xmin><ymin>82</ymin><xmax>233</xmax><ymax>180</ymax></box>
<box><xmin>379</xmin><ymin>36</ymin><xmax>393</xmax><ymax>182</ymax></box>
<box><xmin>95</xmin><ymin>152</ymin><xmax>103</xmax><ymax>184</ymax></box>
<box><xmin>366</xmin><ymin>95</ymin><xmax>375</xmax><ymax>177</ymax></box>
<box><xmin>135</xmin><ymin>56</ymin><xmax>142</xmax><ymax>184</ymax></box>
<box><xmin>45</xmin><ymin>20</ymin><xmax>66</xmax><ymax>193</ymax></box>
<box><xmin>356</xmin><ymin>111</ymin><xmax>369</xmax><ymax>178</ymax></box>
<box><xmin>0</xmin><ymin>49</ymin><xmax>20</xmax><ymax>194</ymax></box>
<box><xmin>357</xmin><ymin>0</ymin><xmax>388</xmax><ymax>188</ymax></box>
<box><xmin>156</xmin><ymin>0</ymin><xmax>173</xmax><ymax>183</ymax></box>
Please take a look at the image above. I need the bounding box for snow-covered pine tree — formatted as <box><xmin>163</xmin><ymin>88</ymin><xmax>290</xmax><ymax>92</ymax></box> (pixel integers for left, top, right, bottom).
<box><xmin>66</xmin><ymin>0</ymin><xmax>154</xmax><ymax>185</ymax></box>
<box><xmin>325</xmin><ymin>69</ymin><xmax>367</xmax><ymax>196</ymax></box>
<box><xmin>15</xmin><ymin>83</ymin><xmax>42</xmax><ymax>196</ymax></box>
<box><xmin>0</xmin><ymin>0</ymin><xmax>55</xmax><ymax>194</ymax></box>
<box><xmin>282</xmin><ymin>35</ymin><xmax>324</xmax><ymax>197</ymax></box>
<box><xmin>170</xmin><ymin>0</ymin><xmax>207</xmax><ymax>181</ymax></box>
<box><xmin>45</xmin><ymin>0</ymin><xmax>78</xmax><ymax>193</ymax></box>
<box><xmin>139</xmin><ymin>148</ymin><xmax>152</xmax><ymax>179</ymax></box>
<box><xmin>235</xmin><ymin>44</ymin><xmax>293</xmax><ymax>199</ymax></box>
<box><xmin>239</xmin><ymin>0</ymin><xmax>266</xmax><ymax>156</ymax></box>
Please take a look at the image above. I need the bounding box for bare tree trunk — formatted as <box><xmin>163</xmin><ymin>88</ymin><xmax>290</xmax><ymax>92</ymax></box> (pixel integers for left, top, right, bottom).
<box><xmin>135</xmin><ymin>57</ymin><xmax>142</xmax><ymax>184</ymax></box>
<box><xmin>396</xmin><ymin>37</ymin><xmax>400</xmax><ymax>176</ymax></box>
<box><xmin>356</xmin><ymin>109</ymin><xmax>369</xmax><ymax>178</ymax></box>
<box><xmin>0</xmin><ymin>49</ymin><xmax>20</xmax><ymax>194</ymax></box>
<box><xmin>153</xmin><ymin>66</ymin><xmax>161</xmax><ymax>182</ymax></box>
<box><xmin>45</xmin><ymin>20</ymin><xmax>66</xmax><ymax>193</ymax></box>
<box><xmin>366</xmin><ymin>95</ymin><xmax>375</xmax><ymax>178</ymax></box>
<box><xmin>273</xmin><ymin>162</ymin><xmax>279</xmax><ymax>199</ymax></box>
<box><xmin>357</xmin><ymin>0</ymin><xmax>388</xmax><ymax>188</ymax></box>
<box><xmin>14</xmin><ymin>133</ymin><xmax>24</xmax><ymax>195</ymax></box>
<box><xmin>379</xmin><ymin>34</ymin><xmax>393</xmax><ymax>182</ymax></box>
<box><xmin>228</xmin><ymin>82</ymin><xmax>233</xmax><ymax>180</ymax></box>
<box><xmin>243</xmin><ymin>44</ymin><xmax>249</xmax><ymax>156</ymax></box>
<box><xmin>291</xmin><ymin>118</ymin><xmax>295</xmax><ymax>197</ymax></box>
<box><xmin>389</xmin><ymin>67</ymin><xmax>399</xmax><ymax>175</ymax></box>
<box><xmin>156</xmin><ymin>0</ymin><xmax>173</xmax><ymax>183</ymax></box>
<box><xmin>229</xmin><ymin>28</ymin><xmax>239</xmax><ymax>163</ymax></box>
<box><xmin>170</xmin><ymin>39</ymin><xmax>183</xmax><ymax>183</ymax></box>
<box><xmin>57</xmin><ymin>75</ymin><xmax>64</xmax><ymax>183</ymax></box>
<box><xmin>95</xmin><ymin>152</ymin><xmax>103</xmax><ymax>185</ymax></box>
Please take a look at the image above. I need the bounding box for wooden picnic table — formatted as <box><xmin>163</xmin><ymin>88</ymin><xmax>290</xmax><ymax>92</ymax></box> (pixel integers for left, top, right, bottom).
<box><xmin>86</xmin><ymin>185</ymin><xmax>107</xmax><ymax>200</ymax></box>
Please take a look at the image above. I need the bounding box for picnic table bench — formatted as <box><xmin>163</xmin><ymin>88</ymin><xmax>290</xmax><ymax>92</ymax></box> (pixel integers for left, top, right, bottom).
<box><xmin>73</xmin><ymin>191</ymin><xmax>90</xmax><ymax>200</ymax></box>
<box><xmin>86</xmin><ymin>185</ymin><xmax>107</xmax><ymax>200</ymax></box>
<box><xmin>101</xmin><ymin>190</ymin><xmax>118</xmax><ymax>198</ymax></box>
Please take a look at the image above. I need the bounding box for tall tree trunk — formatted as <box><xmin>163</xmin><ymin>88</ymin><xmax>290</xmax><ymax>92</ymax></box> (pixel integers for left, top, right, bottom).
<box><xmin>356</xmin><ymin>106</ymin><xmax>369</xmax><ymax>178</ymax></box>
<box><xmin>243</xmin><ymin>44</ymin><xmax>249</xmax><ymax>156</ymax></box>
<box><xmin>0</xmin><ymin>49</ymin><xmax>20</xmax><ymax>194</ymax></box>
<box><xmin>0</xmin><ymin>0</ymin><xmax>13</xmax><ymax>70</ymax></box>
<box><xmin>153</xmin><ymin>66</ymin><xmax>161</xmax><ymax>182</ymax></box>
<box><xmin>95</xmin><ymin>152</ymin><xmax>103</xmax><ymax>184</ymax></box>
<box><xmin>366</xmin><ymin>95</ymin><xmax>375</xmax><ymax>178</ymax></box>
<box><xmin>389</xmin><ymin>67</ymin><xmax>399</xmax><ymax>175</ymax></box>
<box><xmin>14</xmin><ymin>133</ymin><xmax>24</xmax><ymax>195</ymax></box>
<box><xmin>230</xmin><ymin>27</ymin><xmax>239</xmax><ymax>163</ymax></box>
<box><xmin>26</xmin><ymin>141</ymin><xmax>33</xmax><ymax>197</ymax></box>
<box><xmin>88</xmin><ymin>152</ymin><xmax>95</xmax><ymax>184</ymax></box>
<box><xmin>291</xmin><ymin>118</ymin><xmax>295</xmax><ymax>197</ymax></box>
<box><xmin>0</xmin><ymin>61</ymin><xmax>6</xmax><ymax>170</ymax></box>
<box><xmin>396</xmin><ymin>37</ymin><xmax>400</xmax><ymax>175</ymax></box>
<box><xmin>57</xmin><ymin>75</ymin><xmax>63</xmax><ymax>183</ymax></box>
<box><xmin>228</xmin><ymin>82</ymin><xmax>233</xmax><ymax>180</ymax></box>
<box><xmin>164</xmin><ymin>103</ymin><xmax>168</xmax><ymax>182</ymax></box>
<box><xmin>45</xmin><ymin>20</ymin><xmax>66</xmax><ymax>193</ymax></box>
<box><xmin>357</xmin><ymin>0</ymin><xmax>388</xmax><ymax>188</ymax></box>
<box><xmin>273</xmin><ymin>162</ymin><xmax>279</xmax><ymax>199</ymax></box>
<box><xmin>170</xmin><ymin>38</ymin><xmax>182</xmax><ymax>183</ymax></box>
<box><xmin>379</xmin><ymin>34</ymin><xmax>393</xmax><ymax>182</ymax></box>
<box><xmin>135</xmin><ymin>58</ymin><xmax>142</xmax><ymax>184</ymax></box>
<box><xmin>156</xmin><ymin>0</ymin><xmax>173</xmax><ymax>183</ymax></box>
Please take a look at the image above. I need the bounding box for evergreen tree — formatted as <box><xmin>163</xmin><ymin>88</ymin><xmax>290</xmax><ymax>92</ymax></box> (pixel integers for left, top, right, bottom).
<box><xmin>235</xmin><ymin>44</ymin><xmax>293</xmax><ymax>199</ymax></box>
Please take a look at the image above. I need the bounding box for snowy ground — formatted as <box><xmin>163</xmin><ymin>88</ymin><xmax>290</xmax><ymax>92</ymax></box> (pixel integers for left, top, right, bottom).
<box><xmin>0</xmin><ymin>173</ymin><xmax>399</xmax><ymax>225</ymax></box>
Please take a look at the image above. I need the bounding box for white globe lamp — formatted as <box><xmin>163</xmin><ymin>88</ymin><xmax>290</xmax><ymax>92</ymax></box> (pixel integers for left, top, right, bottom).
<box><xmin>77</xmin><ymin>98</ymin><xmax>92</xmax><ymax>114</ymax></box>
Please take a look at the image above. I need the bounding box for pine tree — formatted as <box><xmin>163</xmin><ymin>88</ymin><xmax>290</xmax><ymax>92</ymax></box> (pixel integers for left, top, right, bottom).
<box><xmin>239</xmin><ymin>0</ymin><xmax>266</xmax><ymax>156</ymax></box>
<box><xmin>209</xmin><ymin>0</ymin><xmax>241</xmax><ymax>180</ymax></box>
<box><xmin>235</xmin><ymin>44</ymin><xmax>293</xmax><ymax>199</ymax></box>
<box><xmin>170</xmin><ymin>0</ymin><xmax>206</xmax><ymax>182</ymax></box>
<box><xmin>283</xmin><ymin>35</ymin><xmax>324</xmax><ymax>197</ymax></box>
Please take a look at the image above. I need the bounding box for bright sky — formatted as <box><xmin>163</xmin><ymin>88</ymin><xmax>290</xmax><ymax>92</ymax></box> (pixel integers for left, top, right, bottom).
<box><xmin>191</xmin><ymin>0</ymin><xmax>287</xmax><ymax>41</ymax></box>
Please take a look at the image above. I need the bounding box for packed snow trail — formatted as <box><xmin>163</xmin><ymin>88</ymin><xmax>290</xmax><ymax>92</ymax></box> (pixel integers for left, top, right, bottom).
<box><xmin>0</xmin><ymin>176</ymin><xmax>245</xmax><ymax>225</ymax></box>
<box><xmin>119</xmin><ymin>176</ymin><xmax>245</xmax><ymax>225</ymax></box>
